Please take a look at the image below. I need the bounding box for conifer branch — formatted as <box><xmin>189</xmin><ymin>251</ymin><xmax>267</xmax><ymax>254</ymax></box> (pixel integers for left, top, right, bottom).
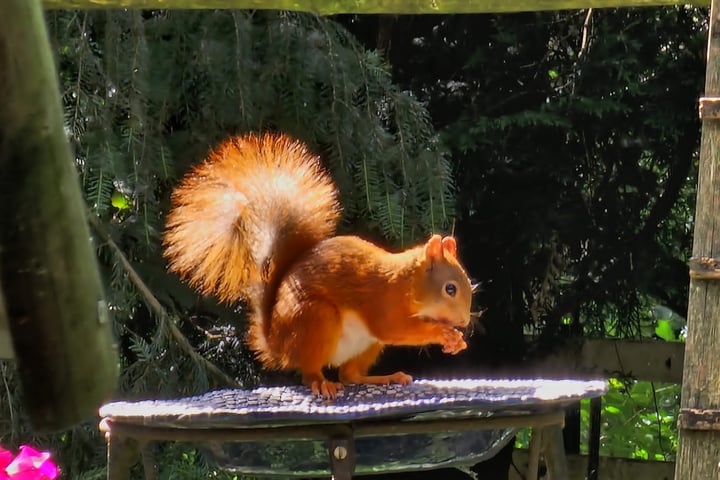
<box><xmin>87</xmin><ymin>213</ymin><xmax>238</xmax><ymax>389</ymax></box>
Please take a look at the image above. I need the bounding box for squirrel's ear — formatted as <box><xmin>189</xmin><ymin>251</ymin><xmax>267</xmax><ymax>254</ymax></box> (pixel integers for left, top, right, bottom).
<box><xmin>424</xmin><ymin>234</ymin><xmax>445</xmax><ymax>261</ymax></box>
<box><xmin>442</xmin><ymin>236</ymin><xmax>458</xmax><ymax>258</ymax></box>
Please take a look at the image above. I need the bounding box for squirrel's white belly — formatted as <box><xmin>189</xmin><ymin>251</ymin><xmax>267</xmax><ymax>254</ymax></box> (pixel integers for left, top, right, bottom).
<box><xmin>330</xmin><ymin>311</ymin><xmax>378</xmax><ymax>366</ymax></box>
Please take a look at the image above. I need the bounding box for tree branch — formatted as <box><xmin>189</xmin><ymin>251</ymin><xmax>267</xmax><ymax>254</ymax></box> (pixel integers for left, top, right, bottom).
<box><xmin>88</xmin><ymin>214</ymin><xmax>238</xmax><ymax>389</ymax></box>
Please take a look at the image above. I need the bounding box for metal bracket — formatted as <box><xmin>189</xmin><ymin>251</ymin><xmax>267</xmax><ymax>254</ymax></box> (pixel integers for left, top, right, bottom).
<box><xmin>699</xmin><ymin>97</ymin><xmax>720</xmax><ymax>120</ymax></box>
<box><xmin>678</xmin><ymin>408</ymin><xmax>720</xmax><ymax>431</ymax></box>
<box><xmin>328</xmin><ymin>433</ymin><xmax>356</xmax><ymax>480</ymax></box>
<box><xmin>689</xmin><ymin>257</ymin><xmax>720</xmax><ymax>280</ymax></box>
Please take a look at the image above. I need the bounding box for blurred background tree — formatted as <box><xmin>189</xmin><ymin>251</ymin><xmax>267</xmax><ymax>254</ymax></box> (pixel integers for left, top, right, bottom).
<box><xmin>0</xmin><ymin>6</ymin><xmax>707</xmax><ymax>479</ymax></box>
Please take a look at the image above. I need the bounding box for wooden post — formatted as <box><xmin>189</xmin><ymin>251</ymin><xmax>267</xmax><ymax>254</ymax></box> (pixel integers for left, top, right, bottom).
<box><xmin>0</xmin><ymin>281</ymin><xmax>14</xmax><ymax>359</ymax></box>
<box><xmin>674</xmin><ymin>0</ymin><xmax>720</xmax><ymax>477</ymax></box>
<box><xmin>0</xmin><ymin>0</ymin><xmax>118</xmax><ymax>431</ymax></box>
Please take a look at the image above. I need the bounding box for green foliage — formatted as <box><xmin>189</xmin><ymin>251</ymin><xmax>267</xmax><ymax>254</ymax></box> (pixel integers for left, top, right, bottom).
<box><xmin>516</xmin><ymin>379</ymin><xmax>681</xmax><ymax>462</ymax></box>
<box><xmin>582</xmin><ymin>379</ymin><xmax>680</xmax><ymax>461</ymax></box>
<box><xmin>343</xmin><ymin>8</ymin><xmax>705</xmax><ymax>349</ymax></box>
<box><xmin>52</xmin><ymin>9</ymin><xmax>454</xmax><ymax>251</ymax></box>
<box><xmin>516</xmin><ymin>307</ymin><xmax>685</xmax><ymax>459</ymax></box>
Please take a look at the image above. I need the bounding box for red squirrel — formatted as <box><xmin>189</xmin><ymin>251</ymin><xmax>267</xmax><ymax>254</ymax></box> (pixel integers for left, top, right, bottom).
<box><xmin>163</xmin><ymin>133</ymin><xmax>474</xmax><ymax>398</ymax></box>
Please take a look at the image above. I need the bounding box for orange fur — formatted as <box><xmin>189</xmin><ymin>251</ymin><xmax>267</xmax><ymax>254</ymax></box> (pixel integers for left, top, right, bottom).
<box><xmin>163</xmin><ymin>132</ymin><xmax>474</xmax><ymax>399</ymax></box>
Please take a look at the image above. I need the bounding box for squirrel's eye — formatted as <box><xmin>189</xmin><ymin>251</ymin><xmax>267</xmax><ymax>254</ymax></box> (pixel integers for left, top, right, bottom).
<box><xmin>445</xmin><ymin>282</ymin><xmax>457</xmax><ymax>297</ymax></box>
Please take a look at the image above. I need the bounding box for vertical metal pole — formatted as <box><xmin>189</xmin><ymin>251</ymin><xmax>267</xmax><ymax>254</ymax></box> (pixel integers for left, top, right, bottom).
<box><xmin>586</xmin><ymin>396</ymin><xmax>601</xmax><ymax>480</ymax></box>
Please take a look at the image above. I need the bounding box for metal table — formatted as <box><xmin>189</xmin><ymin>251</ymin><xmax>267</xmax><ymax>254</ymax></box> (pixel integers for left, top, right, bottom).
<box><xmin>99</xmin><ymin>378</ymin><xmax>607</xmax><ymax>479</ymax></box>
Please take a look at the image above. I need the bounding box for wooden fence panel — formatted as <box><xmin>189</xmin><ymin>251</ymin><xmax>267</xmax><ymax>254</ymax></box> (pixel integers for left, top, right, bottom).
<box><xmin>511</xmin><ymin>450</ymin><xmax>674</xmax><ymax>480</ymax></box>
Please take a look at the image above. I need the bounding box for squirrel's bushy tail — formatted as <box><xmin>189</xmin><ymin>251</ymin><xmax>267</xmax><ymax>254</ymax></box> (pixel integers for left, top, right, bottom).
<box><xmin>163</xmin><ymin>133</ymin><xmax>340</xmax><ymax>357</ymax></box>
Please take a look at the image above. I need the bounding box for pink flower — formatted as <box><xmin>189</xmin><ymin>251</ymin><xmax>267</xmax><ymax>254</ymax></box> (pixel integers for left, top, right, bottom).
<box><xmin>0</xmin><ymin>447</ymin><xmax>13</xmax><ymax>469</ymax></box>
<box><xmin>0</xmin><ymin>447</ymin><xmax>13</xmax><ymax>480</ymax></box>
<box><xmin>2</xmin><ymin>446</ymin><xmax>58</xmax><ymax>480</ymax></box>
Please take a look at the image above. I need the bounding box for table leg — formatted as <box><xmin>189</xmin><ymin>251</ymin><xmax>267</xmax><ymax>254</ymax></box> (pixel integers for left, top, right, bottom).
<box><xmin>543</xmin><ymin>424</ymin><xmax>569</xmax><ymax>480</ymax></box>
<box><xmin>329</xmin><ymin>435</ymin><xmax>356</xmax><ymax>480</ymax></box>
<box><xmin>141</xmin><ymin>443</ymin><xmax>159</xmax><ymax>480</ymax></box>
<box><xmin>526</xmin><ymin>427</ymin><xmax>543</xmax><ymax>480</ymax></box>
<box><xmin>107</xmin><ymin>433</ymin><xmax>140</xmax><ymax>480</ymax></box>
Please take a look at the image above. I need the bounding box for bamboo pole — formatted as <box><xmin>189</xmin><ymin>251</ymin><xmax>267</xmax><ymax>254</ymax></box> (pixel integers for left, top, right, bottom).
<box><xmin>674</xmin><ymin>0</ymin><xmax>720</xmax><ymax>476</ymax></box>
<box><xmin>41</xmin><ymin>0</ymin><xmax>709</xmax><ymax>13</ymax></box>
<box><xmin>0</xmin><ymin>0</ymin><xmax>119</xmax><ymax>432</ymax></box>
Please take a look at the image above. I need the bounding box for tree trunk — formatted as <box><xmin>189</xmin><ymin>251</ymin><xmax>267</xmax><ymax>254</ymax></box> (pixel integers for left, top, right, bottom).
<box><xmin>0</xmin><ymin>0</ymin><xmax>118</xmax><ymax>432</ymax></box>
<box><xmin>674</xmin><ymin>0</ymin><xmax>720</xmax><ymax>477</ymax></box>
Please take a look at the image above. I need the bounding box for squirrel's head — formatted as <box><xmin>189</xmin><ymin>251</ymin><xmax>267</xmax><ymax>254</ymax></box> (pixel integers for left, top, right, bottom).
<box><xmin>414</xmin><ymin>235</ymin><xmax>474</xmax><ymax>331</ymax></box>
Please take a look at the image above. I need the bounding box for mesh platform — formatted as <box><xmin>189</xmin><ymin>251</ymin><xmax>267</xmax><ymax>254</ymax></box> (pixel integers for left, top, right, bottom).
<box><xmin>100</xmin><ymin>378</ymin><xmax>607</xmax><ymax>476</ymax></box>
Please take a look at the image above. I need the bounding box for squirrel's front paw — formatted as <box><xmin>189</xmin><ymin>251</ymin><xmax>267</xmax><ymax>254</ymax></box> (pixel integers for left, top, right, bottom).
<box><xmin>441</xmin><ymin>328</ymin><xmax>467</xmax><ymax>355</ymax></box>
<box><xmin>310</xmin><ymin>380</ymin><xmax>344</xmax><ymax>399</ymax></box>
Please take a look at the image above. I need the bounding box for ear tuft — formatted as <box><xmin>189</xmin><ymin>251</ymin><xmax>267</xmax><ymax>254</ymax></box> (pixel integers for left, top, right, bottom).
<box><xmin>442</xmin><ymin>236</ymin><xmax>458</xmax><ymax>258</ymax></box>
<box><xmin>424</xmin><ymin>234</ymin><xmax>444</xmax><ymax>261</ymax></box>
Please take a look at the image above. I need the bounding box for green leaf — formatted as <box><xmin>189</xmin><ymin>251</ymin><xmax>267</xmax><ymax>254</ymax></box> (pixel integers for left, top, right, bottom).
<box><xmin>655</xmin><ymin>319</ymin><xmax>677</xmax><ymax>342</ymax></box>
<box><xmin>111</xmin><ymin>191</ymin><xmax>130</xmax><ymax>210</ymax></box>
